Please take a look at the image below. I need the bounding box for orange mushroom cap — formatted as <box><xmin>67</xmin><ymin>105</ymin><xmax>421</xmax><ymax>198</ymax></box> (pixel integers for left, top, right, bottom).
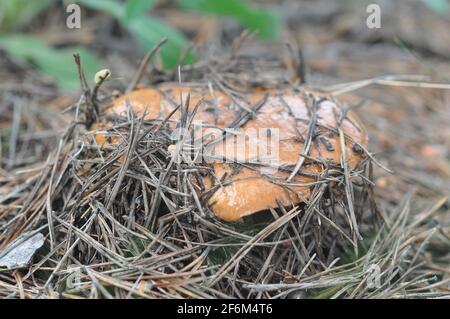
<box><xmin>96</xmin><ymin>84</ymin><xmax>368</xmax><ymax>222</ymax></box>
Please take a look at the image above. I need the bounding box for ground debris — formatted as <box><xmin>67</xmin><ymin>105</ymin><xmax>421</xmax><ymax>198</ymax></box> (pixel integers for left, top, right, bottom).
<box><xmin>0</xmin><ymin>232</ymin><xmax>44</xmax><ymax>269</ymax></box>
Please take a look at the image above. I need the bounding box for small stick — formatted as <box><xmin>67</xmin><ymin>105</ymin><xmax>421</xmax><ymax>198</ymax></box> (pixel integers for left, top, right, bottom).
<box><xmin>73</xmin><ymin>53</ymin><xmax>90</xmax><ymax>94</ymax></box>
<box><xmin>127</xmin><ymin>37</ymin><xmax>168</xmax><ymax>92</ymax></box>
<box><xmin>73</xmin><ymin>54</ymin><xmax>97</xmax><ymax>126</ymax></box>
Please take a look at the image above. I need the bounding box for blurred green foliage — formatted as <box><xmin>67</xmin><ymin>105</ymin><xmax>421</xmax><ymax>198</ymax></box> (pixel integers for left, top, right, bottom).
<box><xmin>78</xmin><ymin>0</ymin><xmax>195</xmax><ymax>69</ymax></box>
<box><xmin>123</xmin><ymin>0</ymin><xmax>159</xmax><ymax>22</ymax></box>
<box><xmin>0</xmin><ymin>0</ymin><xmax>57</xmax><ymax>31</ymax></box>
<box><xmin>78</xmin><ymin>0</ymin><xmax>279</xmax><ymax>68</ymax></box>
<box><xmin>178</xmin><ymin>0</ymin><xmax>280</xmax><ymax>40</ymax></box>
<box><xmin>0</xmin><ymin>0</ymin><xmax>280</xmax><ymax>91</ymax></box>
<box><xmin>0</xmin><ymin>35</ymin><xmax>102</xmax><ymax>90</ymax></box>
<box><xmin>423</xmin><ymin>0</ymin><xmax>450</xmax><ymax>14</ymax></box>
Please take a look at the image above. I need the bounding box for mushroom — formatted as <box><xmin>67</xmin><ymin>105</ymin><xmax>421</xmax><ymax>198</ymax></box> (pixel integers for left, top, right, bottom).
<box><xmin>95</xmin><ymin>85</ymin><xmax>368</xmax><ymax>222</ymax></box>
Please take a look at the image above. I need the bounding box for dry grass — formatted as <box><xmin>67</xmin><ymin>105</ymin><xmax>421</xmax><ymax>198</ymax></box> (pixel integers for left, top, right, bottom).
<box><xmin>1</xmin><ymin>37</ymin><xmax>449</xmax><ymax>299</ymax></box>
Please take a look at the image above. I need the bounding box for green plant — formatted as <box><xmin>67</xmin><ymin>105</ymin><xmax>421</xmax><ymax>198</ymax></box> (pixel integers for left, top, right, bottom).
<box><xmin>0</xmin><ymin>0</ymin><xmax>280</xmax><ymax>90</ymax></box>
<box><xmin>0</xmin><ymin>34</ymin><xmax>102</xmax><ymax>90</ymax></box>
<box><xmin>79</xmin><ymin>0</ymin><xmax>280</xmax><ymax>69</ymax></box>
<box><xmin>0</xmin><ymin>0</ymin><xmax>101</xmax><ymax>91</ymax></box>
<box><xmin>423</xmin><ymin>0</ymin><xmax>450</xmax><ymax>14</ymax></box>
<box><xmin>78</xmin><ymin>0</ymin><xmax>194</xmax><ymax>69</ymax></box>
<box><xmin>0</xmin><ymin>0</ymin><xmax>57</xmax><ymax>31</ymax></box>
<box><xmin>178</xmin><ymin>0</ymin><xmax>280</xmax><ymax>40</ymax></box>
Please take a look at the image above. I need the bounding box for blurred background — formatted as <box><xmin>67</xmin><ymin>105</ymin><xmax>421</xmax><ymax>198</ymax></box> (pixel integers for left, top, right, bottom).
<box><xmin>1</xmin><ymin>0</ymin><xmax>449</xmax><ymax>228</ymax></box>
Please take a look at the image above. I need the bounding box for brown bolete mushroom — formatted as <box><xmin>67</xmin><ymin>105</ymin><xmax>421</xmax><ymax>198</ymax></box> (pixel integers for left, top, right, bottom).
<box><xmin>93</xmin><ymin>85</ymin><xmax>368</xmax><ymax>222</ymax></box>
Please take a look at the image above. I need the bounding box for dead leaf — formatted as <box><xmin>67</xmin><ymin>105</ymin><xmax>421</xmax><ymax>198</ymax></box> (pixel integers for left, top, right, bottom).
<box><xmin>0</xmin><ymin>232</ymin><xmax>45</xmax><ymax>269</ymax></box>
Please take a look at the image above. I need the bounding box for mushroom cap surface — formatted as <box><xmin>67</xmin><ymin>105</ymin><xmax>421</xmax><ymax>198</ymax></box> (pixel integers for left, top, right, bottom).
<box><xmin>100</xmin><ymin>85</ymin><xmax>368</xmax><ymax>221</ymax></box>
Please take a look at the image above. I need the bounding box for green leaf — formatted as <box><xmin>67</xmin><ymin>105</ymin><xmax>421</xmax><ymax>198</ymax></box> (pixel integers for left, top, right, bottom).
<box><xmin>177</xmin><ymin>0</ymin><xmax>280</xmax><ymax>40</ymax></box>
<box><xmin>77</xmin><ymin>0</ymin><xmax>125</xmax><ymax>20</ymax></box>
<box><xmin>78</xmin><ymin>0</ymin><xmax>194</xmax><ymax>69</ymax></box>
<box><xmin>0</xmin><ymin>34</ymin><xmax>102</xmax><ymax>90</ymax></box>
<box><xmin>423</xmin><ymin>0</ymin><xmax>449</xmax><ymax>14</ymax></box>
<box><xmin>124</xmin><ymin>0</ymin><xmax>159</xmax><ymax>22</ymax></box>
<box><xmin>0</xmin><ymin>0</ymin><xmax>58</xmax><ymax>31</ymax></box>
<box><xmin>127</xmin><ymin>16</ymin><xmax>195</xmax><ymax>69</ymax></box>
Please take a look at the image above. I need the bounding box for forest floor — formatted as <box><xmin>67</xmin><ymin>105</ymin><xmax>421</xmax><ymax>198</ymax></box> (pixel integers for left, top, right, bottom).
<box><xmin>0</xmin><ymin>0</ymin><xmax>449</xmax><ymax>298</ymax></box>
